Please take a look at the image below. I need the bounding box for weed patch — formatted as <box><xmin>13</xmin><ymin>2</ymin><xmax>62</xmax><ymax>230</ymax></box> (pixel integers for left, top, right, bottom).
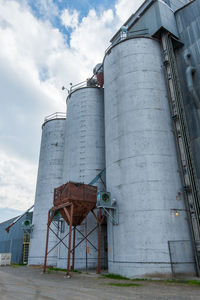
<box><xmin>103</xmin><ymin>273</ymin><xmax>130</xmax><ymax>280</ymax></box>
<box><xmin>108</xmin><ymin>282</ymin><xmax>141</xmax><ymax>287</ymax></box>
<box><xmin>47</xmin><ymin>267</ymin><xmax>81</xmax><ymax>274</ymax></box>
<box><xmin>166</xmin><ymin>279</ymin><xmax>200</xmax><ymax>286</ymax></box>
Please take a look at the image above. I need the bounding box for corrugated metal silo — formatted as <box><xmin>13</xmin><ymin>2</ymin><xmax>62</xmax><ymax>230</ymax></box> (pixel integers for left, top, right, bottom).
<box><xmin>29</xmin><ymin>114</ymin><xmax>66</xmax><ymax>266</ymax></box>
<box><xmin>104</xmin><ymin>37</ymin><xmax>195</xmax><ymax>277</ymax></box>
<box><xmin>57</xmin><ymin>87</ymin><xmax>106</xmax><ymax>269</ymax></box>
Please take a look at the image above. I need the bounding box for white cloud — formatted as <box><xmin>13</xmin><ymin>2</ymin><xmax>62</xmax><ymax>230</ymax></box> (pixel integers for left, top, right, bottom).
<box><xmin>70</xmin><ymin>9</ymin><xmax>117</xmax><ymax>67</ymax></box>
<box><xmin>0</xmin><ymin>0</ymin><xmax>142</xmax><ymax>215</ymax></box>
<box><xmin>0</xmin><ymin>150</ymin><xmax>37</xmax><ymax>210</ymax></box>
<box><xmin>115</xmin><ymin>0</ymin><xmax>144</xmax><ymax>23</ymax></box>
<box><xmin>31</xmin><ymin>0</ymin><xmax>59</xmax><ymax>20</ymax></box>
<box><xmin>0</xmin><ymin>0</ymin><xmax>118</xmax><ymax>213</ymax></box>
<box><xmin>61</xmin><ymin>9</ymin><xmax>79</xmax><ymax>29</ymax></box>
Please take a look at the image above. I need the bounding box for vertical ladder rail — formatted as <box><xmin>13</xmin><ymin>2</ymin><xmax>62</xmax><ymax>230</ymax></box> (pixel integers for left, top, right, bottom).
<box><xmin>161</xmin><ymin>32</ymin><xmax>200</xmax><ymax>276</ymax></box>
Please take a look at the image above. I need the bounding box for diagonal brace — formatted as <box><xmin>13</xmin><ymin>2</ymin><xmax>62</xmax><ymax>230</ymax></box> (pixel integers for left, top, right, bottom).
<box><xmin>75</xmin><ymin>227</ymin><xmax>98</xmax><ymax>251</ymax></box>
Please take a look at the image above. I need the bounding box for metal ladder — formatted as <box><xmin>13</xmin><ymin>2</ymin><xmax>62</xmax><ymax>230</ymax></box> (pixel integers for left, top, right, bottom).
<box><xmin>161</xmin><ymin>31</ymin><xmax>200</xmax><ymax>276</ymax></box>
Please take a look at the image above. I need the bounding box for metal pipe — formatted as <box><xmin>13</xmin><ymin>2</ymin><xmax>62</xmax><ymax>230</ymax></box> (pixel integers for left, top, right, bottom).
<box><xmin>161</xmin><ymin>32</ymin><xmax>200</xmax><ymax>276</ymax></box>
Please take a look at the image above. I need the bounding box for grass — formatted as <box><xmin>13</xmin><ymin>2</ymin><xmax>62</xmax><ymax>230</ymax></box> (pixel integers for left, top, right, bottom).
<box><xmin>132</xmin><ymin>278</ymin><xmax>200</xmax><ymax>286</ymax></box>
<box><xmin>11</xmin><ymin>263</ymin><xmax>26</xmax><ymax>267</ymax></box>
<box><xmin>71</xmin><ymin>269</ymin><xmax>82</xmax><ymax>274</ymax></box>
<box><xmin>108</xmin><ymin>282</ymin><xmax>141</xmax><ymax>287</ymax></box>
<box><xmin>103</xmin><ymin>273</ymin><xmax>130</xmax><ymax>280</ymax></box>
<box><xmin>165</xmin><ymin>279</ymin><xmax>200</xmax><ymax>286</ymax></box>
<box><xmin>102</xmin><ymin>274</ymin><xmax>200</xmax><ymax>287</ymax></box>
<box><xmin>132</xmin><ymin>278</ymin><xmax>151</xmax><ymax>282</ymax></box>
<box><xmin>48</xmin><ymin>267</ymin><xmax>66</xmax><ymax>272</ymax></box>
<box><xmin>47</xmin><ymin>267</ymin><xmax>82</xmax><ymax>274</ymax></box>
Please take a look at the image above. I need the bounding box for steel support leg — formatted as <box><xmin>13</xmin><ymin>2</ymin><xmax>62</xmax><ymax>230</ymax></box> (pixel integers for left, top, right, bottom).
<box><xmin>85</xmin><ymin>217</ymin><xmax>88</xmax><ymax>270</ymax></box>
<box><xmin>66</xmin><ymin>204</ymin><xmax>74</xmax><ymax>276</ymax></box>
<box><xmin>43</xmin><ymin>211</ymin><xmax>53</xmax><ymax>273</ymax></box>
<box><xmin>71</xmin><ymin>226</ymin><xmax>76</xmax><ymax>270</ymax></box>
<box><xmin>97</xmin><ymin>209</ymin><xmax>101</xmax><ymax>274</ymax></box>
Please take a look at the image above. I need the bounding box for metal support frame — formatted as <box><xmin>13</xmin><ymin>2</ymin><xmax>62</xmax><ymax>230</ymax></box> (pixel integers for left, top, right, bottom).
<box><xmin>97</xmin><ymin>206</ymin><xmax>119</xmax><ymax>225</ymax></box>
<box><xmin>43</xmin><ymin>205</ymin><xmax>106</xmax><ymax>276</ymax></box>
<box><xmin>91</xmin><ymin>208</ymin><xmax>106</xmax><ymax>274</ymax></box>
<box><xmin>66</xmin><ymin>204</ymin><xmax>73</xmax><ymax>276</ymax></box>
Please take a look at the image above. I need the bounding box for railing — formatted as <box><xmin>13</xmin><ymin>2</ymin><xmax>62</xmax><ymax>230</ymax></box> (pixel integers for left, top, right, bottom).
<box><xmin>105</xmin><ymin>28</ymin><xmax>149</xmax><ymax>54</ymax></box>
<box><xmin>44</xmin><ymin>112</ymin><xmax>66</xmax><ymax>123</ymax></box>
<box><xmin>69</xmin><ymin>81</ymin><xmax>88</xmax><ymax>93</ymax></box>
<box><xmin>68</xmin><ymin>76</ymin><xmax>101</xmax><ymax>94</ymax></box>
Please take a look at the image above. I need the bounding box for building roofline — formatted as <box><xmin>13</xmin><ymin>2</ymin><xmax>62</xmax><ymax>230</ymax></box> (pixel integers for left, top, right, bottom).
<box><xmin>175</xmin><ymin>0</ymin><xmax>195</xmax><ymax>14</ymax></box>
<box><xmin>110</xmin><ymin>0</ymin><xmax>156</xmax><ymax>43</ymax></box>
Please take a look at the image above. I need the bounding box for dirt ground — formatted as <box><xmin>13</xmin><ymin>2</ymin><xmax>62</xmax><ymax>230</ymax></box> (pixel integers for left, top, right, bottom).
<box><xmin>0</xmin><ymin>266</ymin><xmax>200</xmax><ymax>300</ymax></box>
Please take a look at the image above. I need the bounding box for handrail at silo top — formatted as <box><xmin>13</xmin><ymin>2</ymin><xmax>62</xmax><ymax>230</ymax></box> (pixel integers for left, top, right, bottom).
<box><xmin>44</xmin><ymin>112</ymin><xmax>66</xmax><ymax>123</ymax></box>
<box><xmin>69</xmin><ymin>81</ymin><xmax>88</xmax><ymax>93</ymax></box>
<box><xmin>105</xmin><ymin>28</ymin><xmax>149</xmax><ymax>54</ymax></box>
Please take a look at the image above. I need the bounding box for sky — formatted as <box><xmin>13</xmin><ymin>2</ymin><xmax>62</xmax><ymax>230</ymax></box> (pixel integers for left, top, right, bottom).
<box><xmin>0</xmin><ymin>0</ymin><xmax>144</xmax><ymax>222</ymax></box>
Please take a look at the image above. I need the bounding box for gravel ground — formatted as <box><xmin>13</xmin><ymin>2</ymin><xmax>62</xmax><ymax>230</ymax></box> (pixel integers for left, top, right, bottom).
<box><xmin>0</xmin><ymin>266</ymin><xmax>200</xmax><ymax>300</ymax></box>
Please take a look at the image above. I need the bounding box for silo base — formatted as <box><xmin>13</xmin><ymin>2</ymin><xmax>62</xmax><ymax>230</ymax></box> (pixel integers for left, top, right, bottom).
<box><xmin>108</xmin><ymin>262</ymin><xmax>196</xmax><ymax>278</ymax></box>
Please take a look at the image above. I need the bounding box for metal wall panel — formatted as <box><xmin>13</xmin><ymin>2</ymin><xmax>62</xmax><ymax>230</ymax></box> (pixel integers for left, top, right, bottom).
<box><xmin>28</xmin><ymin>118</ymin><xmax>66</xmax><ymax>266</ymax></box>
<box><xmin>104</xmin><ymin>37</ymin><xmax>195</xmax><ymax>277</ymax></box>
<box><xmin>57</xmin><ymin>87</ymin><xmax>106</xmax><ymax>270</ymax></box>
<box><xmin>0</xmin><ymin>213</ymin><xmax>32</xmax><ymax>264</ymax></box>
<box><xmin>175</xmin><ymin>0</ymin><xmax>200</xmax><ymax>189</ymax></box>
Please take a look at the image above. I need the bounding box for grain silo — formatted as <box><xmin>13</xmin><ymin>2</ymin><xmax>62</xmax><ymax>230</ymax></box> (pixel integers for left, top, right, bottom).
<box><xmin>29</xmin><ymin>113</ymin><xmax>66</xmax><ymax>266</ymax></box>
<box><xmin>57</xmin><ymin>85</ymin><xmax>106</xmax><ymax>269</ymax></box>
<box><xmin>103</xmin><ymin>37</ymin><xmax>196</xmax><ymax>277</ymax></box>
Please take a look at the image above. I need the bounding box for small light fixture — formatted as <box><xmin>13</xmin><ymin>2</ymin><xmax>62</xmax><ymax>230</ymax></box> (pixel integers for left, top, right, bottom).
<box><xmin>175</xmin><ymin>211</ymin><xmax>179</xmax><ymax>216</ymax></box>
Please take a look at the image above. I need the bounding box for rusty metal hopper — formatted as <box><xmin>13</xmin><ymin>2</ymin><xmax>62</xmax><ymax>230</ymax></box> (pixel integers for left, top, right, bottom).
<box><xmin>53</xmin><ymin>182</ymin><xmax>97</xmax><ymax>226</ymax></box>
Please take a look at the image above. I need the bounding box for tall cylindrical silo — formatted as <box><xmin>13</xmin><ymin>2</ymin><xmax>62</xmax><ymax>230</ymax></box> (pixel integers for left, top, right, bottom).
<box><xmin>104</xmin><ymin>37</ymin><xmax>195</xmax><ymax>277</ymax></box>
<box><xmin>57</xmin><ymin>87</ymin><xmax>106</xmax><ymax>269</ymax></box>
<box><xmin>29</xmin><ymin>114</ymin><xmax>66</xmax><ymax>266</ymax></box>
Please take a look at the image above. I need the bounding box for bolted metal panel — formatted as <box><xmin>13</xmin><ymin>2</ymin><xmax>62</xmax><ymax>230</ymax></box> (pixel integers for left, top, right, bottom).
<box><xmin>54</xmin><ymin>182</ymin><xmax>97</xmax><ymax>226</ymax></box>
<box><xmin>166</xmin><ymin>0</ymin><xmax>190</xmax><ymax>11</ymax></box>
<box><xmin>63</xmin><ymin>87</ymin><xmax>105</xmax><ymax>185</ymax></box>
<box><xmin>0</xmin><ymin>213</ymin><xmax>32</xmax><ymax>264</ymax></box>
<box><xmin>127</xmin><ymin>0</ymin><xmax>179</xmax><ymax>38</ymax></box>
<box><xmin>175</xmin><ymin>0</ymin><xmax>200</xmax><ymax>190</ymax></box>
<box><xmin>109</xmin><ymin>0</ymin><xmax>187</xmax><ymax>45</ymax></box>
<box><xmin>28</xmin><ymin>118</ymin><xmax>66</xmax><ymax>266</ymax></box>
<box><xmin>57</xmin><ymin>87</ymin><xmax>106</xmax><ymax>270</ymax></box>
<box><xmin>104</xmin><ymin>37</ymin><xmax>195</xmax><ymax>277</ymax></box>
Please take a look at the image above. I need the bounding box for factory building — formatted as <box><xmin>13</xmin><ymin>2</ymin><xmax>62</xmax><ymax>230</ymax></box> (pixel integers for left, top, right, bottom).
<box><xmin>0</xmin><ymin>212</ymin><xmax>33</xmax><ymax>264</ymax></box>
<box><xmin>29</xmin><ymin>0</ymin><xmax>200</xmax><ymax>277</ymax></box>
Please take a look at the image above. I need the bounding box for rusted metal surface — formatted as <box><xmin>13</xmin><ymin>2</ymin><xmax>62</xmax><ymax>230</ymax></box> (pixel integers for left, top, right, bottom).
<box><xmin>72</xmin><ymin>226</ymin><xmax>76</xmax><ymax>270</ymax></box>
<box><xmin>43</xmin><ymin>182</ymin><xmax>106</xmax><ymax>275</ymax></box>
<box><xmin>43</xmin><ymin>210</ymin><xmax>55</xmax><ymax>273</ymax></box>
<box><xmin>91</xmin><ymin>209</ymin><xmax>105</xmax><ymax>274</ymax></box>
<box><xmin>66</xmin><ymin>204</ymin><xmax>74</xmax><ymax>276</ymax></box>
<box><xmin>54</xmin><ymin>182</ymin><xmax>97</xmax><ymax>226</ymax></box>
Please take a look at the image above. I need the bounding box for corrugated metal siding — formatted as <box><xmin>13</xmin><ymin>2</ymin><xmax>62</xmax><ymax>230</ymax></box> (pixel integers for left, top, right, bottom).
<box><xmin>175</xmin><ymin>0</ymin><xmax>200</xmax><ymax>188</ymax></box>
<box><xmin>0</xmin><ymin>213</ymin><xmax>32</xmax><ymax>263</ymax></box>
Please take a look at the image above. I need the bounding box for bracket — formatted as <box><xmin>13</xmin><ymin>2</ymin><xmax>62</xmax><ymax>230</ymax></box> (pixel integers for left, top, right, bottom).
<box><xmin>97</xmin><ymin>205</ymin><xmax>119</xmax><ymax>225</ymax></box>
